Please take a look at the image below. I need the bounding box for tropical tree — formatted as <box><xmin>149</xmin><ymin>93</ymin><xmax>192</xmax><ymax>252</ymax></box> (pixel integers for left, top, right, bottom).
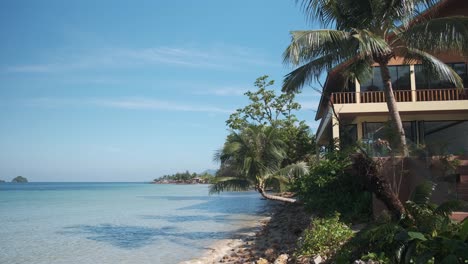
<box><xmin>210</xmin><ymin>125</ymin><xmax>309</xmax><ymax>203</ymax></box>
<box><xmin>283</xmin><ymin>0</ymin><xmax>468</xmax><ymax>156</ymax></box>
<box><xmin>227</xmin><ymin>75</ymin><xmax>316</xmax><ymax>164</ymax></box>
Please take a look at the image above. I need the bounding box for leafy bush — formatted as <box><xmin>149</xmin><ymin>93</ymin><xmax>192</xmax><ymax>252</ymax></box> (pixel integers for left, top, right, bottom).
<box><xmin>360</xmin><ymin>182</ymin><xmax>468</xmax><ymax>263</ymax></box>
<box><xmin>296</xmin><ymin>213</ymin><xmax>354</xmax><ymax>259</ymax></box>
<box><xmin>293</xmin><ymin>151</ymin><xmax>372</xmax><ymax>221</ymax></box>
<box><xmin>361</xmin><ymin>252</ymin><xmax>391</xmax><ymax>263</ymax></box>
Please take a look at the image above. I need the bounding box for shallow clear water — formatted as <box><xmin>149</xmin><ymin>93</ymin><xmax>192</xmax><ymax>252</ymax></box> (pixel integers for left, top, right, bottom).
<box><xmin>0</xmin><ymin>183</ymin><xmax>269</xmax><ymax>264</ymax></box>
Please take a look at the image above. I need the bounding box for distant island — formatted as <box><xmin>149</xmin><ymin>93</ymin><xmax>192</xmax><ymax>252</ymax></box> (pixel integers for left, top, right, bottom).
<box><xmin>12</xmin><ymin>176</ymin><xmax>28</xmax><ymax>183</ymax></box>
<box><xmin>0</xmin><ymin>179</ymin><xmax>5</xmax><ymax>183</ymax></box>
<box><xmin>152</xmin><ymin>170</ymin><xmax>215</xmax><ymax>184</ymax></box>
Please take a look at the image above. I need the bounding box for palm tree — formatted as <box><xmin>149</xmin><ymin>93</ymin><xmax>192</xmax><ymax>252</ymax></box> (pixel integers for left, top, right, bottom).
<box><xmin>210</xmin><ymin>125</ymin><xmax>309</xmax><ymax>203</ymax></box>
<box><xmin>283</xmin><ymin>0</ymin><xmax>468</xmax><ymax>156</ymax></box>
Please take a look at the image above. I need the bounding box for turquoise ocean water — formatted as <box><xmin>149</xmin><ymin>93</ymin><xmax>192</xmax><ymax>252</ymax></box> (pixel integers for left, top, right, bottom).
<box><xmin>0</xmin><ymin>183</ymin><xmax>269</xmax><ymax>264</ymax></box>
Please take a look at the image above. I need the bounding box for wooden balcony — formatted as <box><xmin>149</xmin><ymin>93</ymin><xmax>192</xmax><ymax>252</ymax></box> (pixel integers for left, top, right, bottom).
<box><xmin>331</xmin><ymin>88</ymin><xmax>468</xmax><ymax>104</ymax></box>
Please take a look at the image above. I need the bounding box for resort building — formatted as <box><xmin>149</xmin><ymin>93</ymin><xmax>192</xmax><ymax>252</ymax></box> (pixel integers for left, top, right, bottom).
<box><xmin>313</xmin><ymin>0</ymin><xmax>468</xmax><ymax>211</ymax></box>
<box><xmin>314</xmin><ymin>0</ymin><xmax>468</xmax><ymax>157</ymax></box>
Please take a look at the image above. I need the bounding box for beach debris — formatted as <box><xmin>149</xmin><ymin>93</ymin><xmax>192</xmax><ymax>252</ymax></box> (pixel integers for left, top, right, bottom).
<box><xmin>273</xmin><ymin>254</ymin><xmax>289</xmax><ymax>264</ymax></box>
<box><xmin>313</xmin><ymin>255</ymin><xmax>323</xmax><ymax>264</ymax></box>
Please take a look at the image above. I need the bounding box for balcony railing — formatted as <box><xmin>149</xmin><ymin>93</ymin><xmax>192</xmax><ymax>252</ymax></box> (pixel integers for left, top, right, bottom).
<box><xmin>331</xmin><ymin>88</ymin><xmax>468</xmax><ymax>104</ymax></box>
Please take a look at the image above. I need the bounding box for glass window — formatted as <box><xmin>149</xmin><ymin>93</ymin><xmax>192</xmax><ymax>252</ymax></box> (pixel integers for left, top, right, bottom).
<box><xmin>415</xmin><ymin>64</ymin><xmax>429</xmax><ymax>89</ymax></box>
<box><xmin>361</xmin><ymin>66</ymin><xmax>410</xmax><ymax>91</ymax></box>
<box><xmin>340</xmin><ymin>124</ymin><xmax>357</xmax><ymax>149</ymax></box>
<box><xmin>362</xmin><ymin>122</ymin><xmax>415</xmax><ymax>156</ymax></box>
<box><xmin>415</xmin><ymin>63</ymin><xmax>467</xmax><ymax>89</ymax></box>
<box><xmin>452</xmin><ymin>63</ymin><xmax>467</xmax><ymax>87</ymax></box>
<box><xmin>395</xmin><ymin>65</ymin><xmax>411</xmax><ymax>90</ymax></box>
<box><xmin>372</xmin><ymin>67</ymin><xmax>384</xmax><ymax>91</ymax></box>
<box><xmin>360</xmin><ymin>75</ymin><xmax>373</xmax><ymax>91</ymax></box>
<box><xmin>422</xmin><ymin>120</ymin><xmax>468</xmax><ymax>155</ymax></box>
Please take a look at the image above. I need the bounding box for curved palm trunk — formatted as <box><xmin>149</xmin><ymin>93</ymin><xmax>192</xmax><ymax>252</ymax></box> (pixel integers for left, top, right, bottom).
<box><xmin>350</xmin><ymin>153</ymin><xmax>407</xmax><ymax>220</ymax></box>
<box><xmin>379</xmin><ymin>63</ymin><xmax>409</xmax><ymax>157</ymax></box>
<box><xmin>258</xmin><ymin>187</ymin><xmax>298</xmax><ymax>203</ymax></box>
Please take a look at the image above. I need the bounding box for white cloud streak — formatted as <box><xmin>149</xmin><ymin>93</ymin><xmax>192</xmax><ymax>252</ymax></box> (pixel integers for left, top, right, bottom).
<box><xmin>193</xmin><ymin>86</ymin><xmax>248</xmax><ymax>96</ymax></box>
<box><xmin>25</xmin><ymin>97</ymin><xmax>232</xmax><ymax>114</ymax></box>
<box><xmin>5</xmin><ymin>45</ymin><xmax>274</xmax><ymax>74</ymax></box>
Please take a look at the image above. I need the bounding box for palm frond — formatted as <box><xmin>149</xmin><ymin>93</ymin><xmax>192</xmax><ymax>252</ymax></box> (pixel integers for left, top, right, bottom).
<box><xmin>341</xmin><ymin>57</ymin><xmax>374</xmax><ymax>85</ymax></box>
<box><xmin>297</xmin><ymin>0</ymin><xmax>376</xmax><ymax>29</ymax></box>
<box><xmin>208</xmin><ymin>177</ymin><xmax>253</xmax><ymax>194</ymax></box>
<box><xmin>434</xmin><ymin>200</ymin><xmax>464</xmax><ymax>217</ymax></box>
<box><xmin>352</xmin><ymin>29</ymin><xmax>392</xmax><ymax>58</ymax></box>
<box><xmin>400</xmin><ymin>47</ymin><xmax>464</xmax><ymax>88</ymax></box>
<box><xmin>401</xmin><ymin>16</ymin><xmax>468</xmax><ymax>56</ymax></box>
<box><xmin>282</xmin><ymin>53</ymin><xmax>343</xmax><ymax>93</ymax></box>
<box><xmin>275</xmin><ymin>161</ymin><xmax>310</xmax><ymax>179</ymax></box>
<box><xmin>410</xmin><ymin>181</ymin><xmax>435</xmax><ymax>205</ymax></box>
<box><xmin>283</xmin><ymin>30</ymin><xmax>355</xmax><ymax>66</ymax></box>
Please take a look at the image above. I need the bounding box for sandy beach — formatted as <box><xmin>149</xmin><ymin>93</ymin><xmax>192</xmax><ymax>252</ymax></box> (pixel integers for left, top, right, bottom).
<box><xmin>183</xmin><ymin>203</ymin><xmax>312</xmax><ymax>264</ymax></box>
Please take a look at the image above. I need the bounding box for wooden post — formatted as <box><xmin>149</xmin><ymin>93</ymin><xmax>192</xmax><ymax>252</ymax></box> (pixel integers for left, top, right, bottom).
<box><xmin>355</xmin><ymin>78</ymin><xmax>361</xmax><ymax>104</ymax></box>
<box><xmin>410</xmin><ymin>65</ymin><xmax>417</xmax><ymax>102</ymax></box>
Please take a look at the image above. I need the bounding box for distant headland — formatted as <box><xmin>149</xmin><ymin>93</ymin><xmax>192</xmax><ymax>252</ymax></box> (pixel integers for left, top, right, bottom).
<box><xmin>152</xmin><ymin>170</ymin><xmax>216</xmax><ymax>184</ymax></box>
<box><xmin>11</xmin><ymin>176</ymin><xmax>29</xmax><ymax>183</ymax></box>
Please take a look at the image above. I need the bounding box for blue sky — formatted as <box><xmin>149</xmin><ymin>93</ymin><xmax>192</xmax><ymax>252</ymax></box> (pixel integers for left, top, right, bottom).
<box><xmin>0</xmin><ymin>0</ymin><xmax>321</xmax><ymax>182</ymax></box>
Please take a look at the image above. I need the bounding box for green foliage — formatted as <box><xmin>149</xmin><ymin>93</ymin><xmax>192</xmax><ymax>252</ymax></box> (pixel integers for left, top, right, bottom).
<box><xmin>11</xmin><ymin>176</ymin><xmax>28</xmax><ymax>183</ymax></box>
<box><xmin>226</xmin><ymin>75</ymin><xmax>315</xmax><ymax>164</ymax></box>
<box><xmin>361</xmin><ymin>252</ymin><xmax>391</xmax><ymax>263</ymax></box>
<box><xmin>283</xmin><ymin>0</ymin><xmax>467</xmax><ymax>92</ymax></box>
<box><xmin>358</xmin><ymin>182</ymin><xmax>468</xmax><ymax>263</ymax></box>
<box><xmin>226</xmin><ymin>75</ymin><xmax>300</xmax><ymax>130</ymax></box>
<box><xmin>293</xmin><ymin>151</ymin><xmax>372</xmax><ymax>221</ymax></box>
<box><xmin>155</xmin><ymin>171</ymin><xmax>215</xmax><ymax>183</ymax></box>
<box><xmin>210</xmin><ymin>125</ymin><xmax>309</xmax><ymax>197</ymax></box>
<box><xmin>285</xmin><ymin>0</ymin><xmax>468</xmax><ymax>154</ymax></box>
<box><xmin>296</xmin><ymin>213</ymin><xmax>354</xmax><ymax>259</ymax></box>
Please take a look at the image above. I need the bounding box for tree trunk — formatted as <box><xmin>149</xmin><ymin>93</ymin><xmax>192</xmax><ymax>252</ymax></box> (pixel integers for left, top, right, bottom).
<box><xmin>379</xmin><ymin>63</ymin><xmax>409</xmax><ymax>157</ymax></box>
<box><xmin>258</xmin><ymin>187</ymin><xmax>298</xmax><ymax>203</ymax></box>
<box><xmin>350</xmin><ymin>153</ymin><xmax>407</xmax><ymax>220</ymax></box>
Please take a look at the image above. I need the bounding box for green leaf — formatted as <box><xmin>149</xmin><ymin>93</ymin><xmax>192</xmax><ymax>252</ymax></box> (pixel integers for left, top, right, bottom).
<box><xmin>441</xmin><ymin>254</ymin><xmax>458</xmax><ymax>264</ymax></box>
<box><xmin>459</xmin><ymin>219</ymin><xmax>468</xmax><ymax>241</ymax></box>
<box><xmin>407</xmin><ymin>231</ymin><xmax>427</xmax><ymax>241</ymax></box>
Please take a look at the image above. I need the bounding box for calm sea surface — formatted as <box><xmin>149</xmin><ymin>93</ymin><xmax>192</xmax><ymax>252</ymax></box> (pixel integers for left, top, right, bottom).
<box><xmin>0</xmin><ymin>183</ymin><xmax>269</xmax><ymax>264</ymax></box>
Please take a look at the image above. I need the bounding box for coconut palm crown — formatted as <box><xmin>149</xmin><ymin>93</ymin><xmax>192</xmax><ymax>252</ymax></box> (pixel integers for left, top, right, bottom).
<box><xmin>210</xmin><ymin>125</ymin><xmax>309</xmax><ymax>203</ymax></box>
<box><xmin>283</xmin><ymin>0</ymin><xmax>468</xmax><ymax>155</ymax></box>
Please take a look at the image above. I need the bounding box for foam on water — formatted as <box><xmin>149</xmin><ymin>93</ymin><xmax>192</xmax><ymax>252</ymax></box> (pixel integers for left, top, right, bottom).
<box><xmin>0</xmin><ymin>183</ymin><xmax>269</xmax><ymax>264</ymax></box>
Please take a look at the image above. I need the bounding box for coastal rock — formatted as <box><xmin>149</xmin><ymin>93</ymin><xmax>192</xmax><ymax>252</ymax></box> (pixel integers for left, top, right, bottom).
<box><xmin>313</xmin><ymin>255</ymin><xmax>323</xmax><ymax>264</ymax></box>
<box><xmin>273</xmin><ymin>254</ymin><xmax>288</xmax><ymax>264</ymax></box>
<box><xmin>353</xmin><ymin>261</ymin><xmax>377</xmax><ymax>264</ymax></box>
<box><xmin>256</xmin><ymin>258</ymin><xmax>269</xmax><ymax>264</ymax></box>
<box><xmin>264</xmin><ymin>248</ymin><xmax>275</xmax><ymax>260</ymax></box>
<box><xmin>11</xmin><ymin>176</ymin><xmax>28</xmax><ymax>183</ymax></box>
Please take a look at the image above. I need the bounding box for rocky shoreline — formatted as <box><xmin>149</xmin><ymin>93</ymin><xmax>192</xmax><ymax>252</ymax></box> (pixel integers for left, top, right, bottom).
<box><xmin>183</xmin><ymin>203</ymin><xmax>312</xmax><ymax>264</ymax></box>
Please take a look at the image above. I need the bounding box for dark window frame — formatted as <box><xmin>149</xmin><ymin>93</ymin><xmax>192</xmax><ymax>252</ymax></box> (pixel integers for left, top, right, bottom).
<box><xmin>415</xmin><ymin>62</ymin><xmax>468</xmax><ymax>89</ymax></box>
<box><xmin>361</xmin><ymin>65</ymin><xmax>411</xmax><ymax>92</ymax></box>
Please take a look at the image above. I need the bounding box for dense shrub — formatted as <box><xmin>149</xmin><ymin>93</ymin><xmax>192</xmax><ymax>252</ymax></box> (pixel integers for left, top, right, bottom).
<box><xmin>296</xmin><ymin>213</ymin><xmax>354</xmax><ymax>259</ymax></box>
<box><xmin>293</xmin><ymin>151</ymin><xmax>372</xmax><ymax>221</ymax></box>
<box><xmin>335</xmin><ymin>182</ymin><xmax>468</xmax><ymax>263</ymax></box>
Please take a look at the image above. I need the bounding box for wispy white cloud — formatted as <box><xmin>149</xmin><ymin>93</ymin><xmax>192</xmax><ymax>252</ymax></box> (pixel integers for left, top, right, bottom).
<box><xmin>25</xmin><ymin>97</ymin><xmax>232</xmax><ymax>114</ymax></box>
<box><xmin>193</xmin><ymin>86</ymin><xmax>248</xmax><ymax>96</ymax></box>
<box><xmin>5</xmin><ymin>45</ymin><xmax>275</xmax><ymax>74</ymax></box>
